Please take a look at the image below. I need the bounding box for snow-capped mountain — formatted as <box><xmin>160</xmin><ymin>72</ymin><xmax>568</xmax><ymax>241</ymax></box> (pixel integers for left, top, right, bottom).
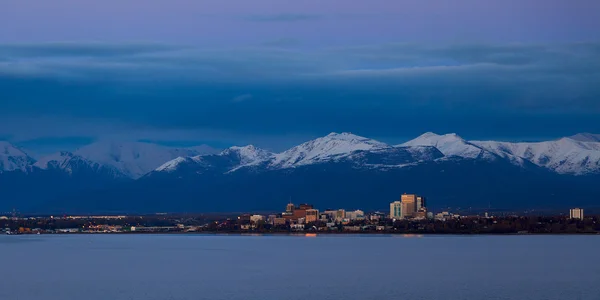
<box><xmin>221</xmin><ymin>145</ymin><xmax>273</xmax><ymax>166</ymax></box>
<box><xmin>153</xmin><ymin>131</ymin><xmax>600</xmax><ymax>175</ymax></box>
<box><xmin>33</xmin><ymin>151</ymin><xmax>123</xmax><ymax>177</ymax></box>
<box><xmin>153</xmin><ymin>133</ymin><xmax>441</xmax><ymax>174</ymax></box>
<box><xmin>154</xmin><ymin>145</ymin><xmax>273</xmax><ymax>174</ymax></box>
<box><xmin>400</xmin><ymin>132</ymin><xmax>496</xmax><ymax>160</ymax></box>
<box><xmin>569</xmin><ymin>133</ymin><xmax>600</xmax><ymax>143</ymax></box>
<box><xmin>74</xmin><ymin>141</ymin><xmax>215</xmax><ymax>179</ymax></box>
<box><xmin>343</xmin><ymin>146</ymin><xmax>444</xmax><ymax>169</ymax></box>
<box><xmin>3</xmin><ymin>132</ymin><xmax>600</xmax><ymax>213</ymax></box>
<box><xmin>473</xmin><ymin>138</ymin><xmax>600</xmax><ymax>175</ymax></box>
<box><xmin>0</xmin><ymin>141</ymin><xmax>36</xmax><ymax>172</ymax></box>
<box><xmin>270</xmin><ymin>132</ymin><xmax>389</xmax><ymax>168</ymax></box>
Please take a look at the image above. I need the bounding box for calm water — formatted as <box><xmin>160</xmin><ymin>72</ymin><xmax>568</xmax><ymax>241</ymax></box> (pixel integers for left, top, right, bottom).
<box><xmin>0</xmin><ymin>234</ymin><xmax>599</xmax><ymax>300</ymax></box>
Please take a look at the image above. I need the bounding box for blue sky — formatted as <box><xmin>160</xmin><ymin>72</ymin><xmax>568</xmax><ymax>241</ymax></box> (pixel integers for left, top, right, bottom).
<box><xmin>1</xmin><ymin>0</ymin><xmax>600</xmax><ymax>153</ymax></box>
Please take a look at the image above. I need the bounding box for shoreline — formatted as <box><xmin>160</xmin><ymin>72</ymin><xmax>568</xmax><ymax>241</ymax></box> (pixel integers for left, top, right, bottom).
<box><xmin>5</xmin><ymin>231</ymin><xmax>600</xmax><ymax>236</ymax></box>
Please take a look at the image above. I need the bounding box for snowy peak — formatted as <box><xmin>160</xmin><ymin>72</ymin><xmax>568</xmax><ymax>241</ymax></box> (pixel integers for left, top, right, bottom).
<box><xmin>0</xmin><ymin>141</ymin><xmax>35</xmax><ymax>172</ymax></box>
<box><xmin>74</xmin><ymin>141</ymin><xmax>203</xmax><ymax>179</ymax></box>
<box><xmin>401</xmin><ymin>132</ymin><xmax>490</xmax><ymax>159</ymax></box>
<box><xmin>569</xmin><ymin>133</ymin><xmax>600</xmax><ymax>143</ymax></box>
<box><xmin>220</xmin><ymin>145</ymin><xmax>273</xmax><ymax>165</ymax></box>
<box><xmin>154</xmin><ymin>145</ymin><xmax>272</xmax><ymax>174</ymax></box>
<box><xmin>270</xmin><ymin>132</ymin><xmax>389</xmax><ymax>168</ymax></box>
<box><xmin>155</xmin><ymin>156</ymin><xmax>201</xmax><ymax>173</ymax></box>
<box><xmin>33</xmin><ymin>151</ymin><xmax>125</xmax><ymax>177</ymax></box>
<box><xmin>34</xmin><ymin>151</ymin><xmax>78</xmax><ymax>170</ymax></box>
<box><xmin>473</xmin><ymin>137</ymin><xmax>600</xmax><ymax>175</ymax></box>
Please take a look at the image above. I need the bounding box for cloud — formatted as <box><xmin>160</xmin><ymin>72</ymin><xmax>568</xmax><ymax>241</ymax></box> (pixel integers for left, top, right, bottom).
<box><xmin>243</xmin><ymin>13</ymin><xmax>321</xmax><ymax>22</ymax></box>
<box><xmin>232</xmin><ymin>94</ymin><xmax>253</xmax><ymax>102</ymax></box>
<box><xmin>0</xmin><ymin>42</ymin><xmax>179</xmax><ymax>58</ymax></box>
<box><xmin>2</xmin><ymin>42</ymin><xmax>598</xmax><ymax>83</ymax></box>
<box><xmin>1</xmin><ymin>41</ymin><xmax>600</xmax><ymax>145</ymax></box>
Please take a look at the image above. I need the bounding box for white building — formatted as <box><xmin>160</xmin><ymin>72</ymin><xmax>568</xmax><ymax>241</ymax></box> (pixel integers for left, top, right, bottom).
<box><xmin>570</xmin><ymin>208</ymin><xmax>584</xmax><ymax>220</ymax></box>
<box><xmin>389</xmin><ymin>201</ymin><xmax>402</xmax><ymax>219</ymax></box>
<box><xmin>345</xmin><ymin>210</ymin><xmax>365</xmax><ymax>220</ymax></box>
<box><xmin>323</xmin><ymin>210</ymin><xmax>338</xmax><ymax>221</ymax></box>
<box><xmin>250</xmin><ymin>215</ymin><xmax>265</xmax><ymax>223</ymax></box>
<box><xmin>290</xmin><ymin>224</ymin><xmax>305</xmax><ymax>231</ymax></box>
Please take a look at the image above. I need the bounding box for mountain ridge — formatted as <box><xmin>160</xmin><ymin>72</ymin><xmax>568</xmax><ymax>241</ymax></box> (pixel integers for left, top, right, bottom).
<box><xmin>2</xmin><ymin>132</ymin><xmax>600</xmax><ymax>177</ymax></box>
<box><xmin>2</xmin><ymin>132</ymin><xmax>600</xmax><ymax>213</ymax></box>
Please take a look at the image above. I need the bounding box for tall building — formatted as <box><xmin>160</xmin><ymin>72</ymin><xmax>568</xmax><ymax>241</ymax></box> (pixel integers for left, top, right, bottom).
<box><xmin>570</xmin><ymin>208</ymin><xmax>584</xmax><ymax>220</ymax></box>
<box><xmin>336</xmin><ymin>209</ymin><xmax>346</xmax><ymax>221</ymax></box>
<box><xmin>390</xmin><ymin>201</ymin><xmax>402</xmax><ymax>219</ymax></box>
<box><xmin>401</xmin><ymin>194</ymin><xmax>417</xmax><ymax>218</ymax></box>
<box><xmin>416</xmin><ymin>196</ymin><xmax>426</xmax><ymax>210</ymax></box>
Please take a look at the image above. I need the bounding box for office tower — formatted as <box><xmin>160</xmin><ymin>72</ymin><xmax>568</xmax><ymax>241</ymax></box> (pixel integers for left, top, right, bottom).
<box><xmin>570</xmin><ymin>208</ymin><xmax>584</xmax><ymax>220</ymax></box>
<box><xmin>390</xmin><ymin>201</ymin><xmax>402</xmax><ymax>219</ymax></box>
<box><xmin>401</xmin><ymin>194</ymin><xmax>417</xmax><ymax>218</ymax></box>
<box><xmin>416</xmin><ymin>196</ymin><xmax>426</xmax><ymax>210</ymax></box>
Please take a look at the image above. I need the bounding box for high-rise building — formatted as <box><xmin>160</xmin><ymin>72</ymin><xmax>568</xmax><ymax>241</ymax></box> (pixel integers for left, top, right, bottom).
<box><xmin>390</xmin><ymin>201</ymin><xmax>402</xmax><ymax>219</ymax></box>
<box><xmin>336</xmin><ymin>209</ymin><xmax>346</xmax><ymax>221</ymax></box>
<box><xmin>401</xmin><ymin>194</ymin><xmax>417</xmax><ymax>218</ymax></box>
<box><xmin>416</xmin><ymin>196</ymin><xmax>426</xmax><ymax>210</ymax></box>
<box><xmin>570</xmin><ymin>208</ymin><xmax>584</xmax><ymax>220</ymax></box>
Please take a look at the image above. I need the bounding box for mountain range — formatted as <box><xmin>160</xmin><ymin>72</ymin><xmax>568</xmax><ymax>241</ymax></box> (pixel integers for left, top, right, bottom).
<box><xmin>1</xmin><ymin>132</ymin><xmax>599</xmax><ymax>214</ymax></box>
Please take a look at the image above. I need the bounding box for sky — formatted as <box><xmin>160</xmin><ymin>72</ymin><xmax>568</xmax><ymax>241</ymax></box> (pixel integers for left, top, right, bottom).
<box><xmin>1</xmin><ymin>0</ymin><xmax>600</xmax><ymax>153</ymax></box>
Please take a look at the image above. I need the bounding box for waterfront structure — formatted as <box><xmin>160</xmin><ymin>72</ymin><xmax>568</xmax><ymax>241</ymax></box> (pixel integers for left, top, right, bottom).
<box><xmin>250</xmin><ymin>215</ymin><xmax>265</xmax><ymax>223</ymax></box>
<box><xmin>369</xmin><ymin>212</ymin><xmax>385</xmax><ymax>222</ymax></box>
<box><xmin>390</xmin><ymin>201</ymin><xmax>402</xmax><ymax>219</ymax></box>
<box><xmin>305</xmin><ymin>209</ymin><xmax>319</xmax><ymax>223</ymax></box>
<box><xmin>239</xmin><ymin>214</ymin><xmax>251</xmax><ymax>222</ymax></box>
<box><xmin>345</xmin><ymin>210</ymin><xmax>365</xmax><ymax>220</ymax></box>
<box><xmin>319</xmin><ymin>213</ymin><xmax>330</xmax><ymax>221</ymax></box>
<box><xmin>570</xmin><ymin>208</ymin><xmax>584</xmax><ymax>220</ymax></box>
<box><xmin>283</xmin><ymin>202</ymin><xmax>315</xmax><ymax>221</ymax></box>
<box><xmin>413</xmin><ymin>208</ymin><xmax>427</xmax><ymax>220</ymax></box>
<box><xmin>273</xmin><ymin>218</ymin><xmax>287</xmax><ymax>226</ymax></box>
<box><xmin>290</xmin><ymin>224</ymin><xmax>304</xmax><ymax>231</ymax></box>
<box><xmin>293</xmin><ymin>208</ymin><xmax>308</xmax><ymax>220</ymax></box>
<box><xmin>323</xmin><ymin>210</ymin><xmax>338</xmax><ymax>221</ymax></box>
